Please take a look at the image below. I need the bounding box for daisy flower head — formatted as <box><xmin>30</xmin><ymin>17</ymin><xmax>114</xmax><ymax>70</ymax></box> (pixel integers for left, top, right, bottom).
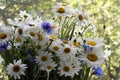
<box><xmin>59</xmin><ymin>44</ymin><xmax>78</xmax><ymax>59</ymax></box>
<box><xmin>104</xmin><ymin>48</ymin><xmax>111</xmax><ymax>58</ymax></box>
<box><xmin>13</xmin><ymin>34</ymin><xmax>25</xmax><ymax>46</ymax></box>
<box><xmin>15</xmin><ymin>24</ymin><xmax>27</xmax><ymax>36</ymax></box>
<box><xmin>35</xmin><ymin>31</ymin><xmax>49</xmax><ymax>44</ymax></box>
<box><xmin>0</xmin><ymin>25</ymin><xmax>13</xmax><ymax>43</ymax></box>
<box><xmin>53</xmin><ymin>3</ymin><xmax>71</xmax><ymax>17</ymax></box>
<box><xmin>80</xmin><ymin>47</ymin><xmax>106</xmax><ymax>68</ymax></box>
<box><xmin>49</xmin><ymin>22</ymin><xmax>59</xmax><ymax>37</ymax></box>
<box><xmin>85</xmin><ymin>38</ymin><xmax>104</xmax><ymax>48</ymax></box>
<box><xmin>35</xmin><ymin>51</ymin><xmax>53</xmax><ymax>65</ymax></box>
<box><xmin>58</xmin><ymin>57</ymin><xmax>81</xmax><ymax>78</ymax></box>
<box><xmin>75</xmin><ymin>9</ymin><xmax>90</xmax><ymax>27</ymax></box>
<box><xmin>19</xmin><ymin>10</ymin><xmax>33</xmax><ymax>21</ymax></box>
<box><xmin>49</xmin><ymin>39</ymin><xmax>63</xmax><ymax>55</ymax></box>
<box><xmin>6</xmin><ymin>59</ymin><xmax>27</xmax><ymax>80</ymax></box>
<box><xmin>40</xmin><ymin>60</ymin><xmax>57</xmax><ymax>72</ymax></box>
<box><xmin>24</xmin><ymin>27</ymin><xmax>38</xmax><ymax>40</ymax></box>
<box><xmin>34</xmin><ymin>40</ymin><xmax>47</xmax><ymax>51</ymax></box>
<box><xmin>0</xmin><ymin>56</ymin><xmax>3</xmax><ymax>63</ymax></box>
<box><xmin>27</xmin><ymin>19</ymin><xmax>37</xmax><ymax>28</ymax></box>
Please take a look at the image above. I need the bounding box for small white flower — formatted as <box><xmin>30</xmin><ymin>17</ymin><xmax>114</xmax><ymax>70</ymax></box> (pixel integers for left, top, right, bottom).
<box><xmin>80</xmin><ymin>48</ymin><xmax>106</xmax><ymax>68</ymax></box>
<box><xmin>19</xmin><ymin>10</ymin><xmax>33</xmax><ymax>20</ymax></box>
<box><xmin>40</xmin><ymin>60</ymin><xmax>57</xmax><ymax>72</ymax></box>
<box><xmin>59</xmin><ymin>44</ymin><xmax>78</xmax><ymax>59</ymax></box>
<box><xmin>13</xmin><ymin>34</ymin><xmax>25</xmax><ymax>46</ymax></box>
<box><xmin>104</xmin><ymin>49</ymin><xmax>111</xmax><ymax>58</ymax></box>
<box><xmin>24</xmin><ymin>27</ymin><xmax>38</xmax><ymax>40</ymax></box>
<box><xmin>6</xmin><ymin>59</ymin><xmax>27</xmax><ymax>80</ymax></box>
<box><xmin>85</xmin><ymin>38</ymin><xmax>104</xmax><ymax>48</ymax></box>
<box><xmin>0</xmin><ymin>56</ymin><xmax>3</xmax><ymax>63</ymax></box>
<box><xmin>58</xmin><ymin>57</ymin><xmax>81</xmax><ymax>78</ymax></box>
<box><xmin>75</xmin><ymin>9</ymin><xmax>90</xmax><ymax>26</ymax></box>
<box><xmin>0</xmin><ymin>25</ymin><xmax>13</xmax><ymax>43</ymax></box>
<box><xmin>53</xmin><ymin>3</ymin><xmax>71</xmax><ymax>17</ymax></box>
<box><xmin>49</xmin><ymin>39</ymin><xmax>63</xmax><ymax>54</ymax></box>
<box><xmin>35</xmin><ymin>51</ymin><xmax>53</xmax><ymax>65</ymax></box>
<box><xmin>34</xmin><ymin>40</ymin><xmax>47</xmax><ymax>51</ymax></box>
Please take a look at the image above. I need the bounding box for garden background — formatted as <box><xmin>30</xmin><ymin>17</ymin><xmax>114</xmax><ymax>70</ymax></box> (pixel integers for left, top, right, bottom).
<box><xmin>0</xmin><ymin>0</ymin><xmax>120</xmax><ymax>80</ymax></box>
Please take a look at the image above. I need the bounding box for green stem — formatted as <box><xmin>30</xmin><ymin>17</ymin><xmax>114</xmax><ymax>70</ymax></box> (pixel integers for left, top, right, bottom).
<box><xmin>84</xmin><ymin>68</ymin><xmax>91</xmax><ymax>80</ymax></box>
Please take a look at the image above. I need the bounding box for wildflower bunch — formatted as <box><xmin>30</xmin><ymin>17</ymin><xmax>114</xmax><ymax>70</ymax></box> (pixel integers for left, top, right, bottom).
<box><xmin>0</xmin><ymin>3</ymin><xmax>110</xmax><ymax>80</ymax></box>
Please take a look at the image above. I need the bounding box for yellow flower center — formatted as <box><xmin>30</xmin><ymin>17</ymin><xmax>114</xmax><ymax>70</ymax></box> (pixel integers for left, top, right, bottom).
<box><xmin>63</xmin><ymin>40</ymin><xmax>68</xmax><ymax>44</ymax></box>
<box><xmin>63</xmin><ymin>66</ymin><xmax>70</xmax><ymax>72</ymax></box>
<box><xmin>51</xmin><ymin>25</ymin><xmax>56</xmax><ymax>29</ymax></box>
<box><xmin>0</xmin><ymin>33</ymin><xmax>7</xmax><ymax>39</ymax></box>
<box><xmin>47</xmin><ymin>65</ymin><xmax>52</xmax><ymax>70</ymax></box>
<box><xmin>18</xmin><ymin>28</ymin><xmax>23</xmax><ymax>35</ymax></box>
<box><xmin>64</xmin><ymin>47</ymin><xmax>71</xmax><ymax>54</ymax></box>
<box><xmin>13</xmin><ymin>65</ymin><xmax>20</xmax><ymax>72</ymax></box>
<box><xmin>29</xmin><ymin>32</ymin><xmax>35</xmax><ymax>37</ymax></box>
<box><xmin>53</xmin><ymin>46</ymin><xmax>59</xmax><ymax>51</ymax></box>
<box><xmin>87</xmin><ymin>41</ymin><xmax>97</xmax><ymax>46</ymax></box>
<box><xmin>36</xmin><ymin>45</ymin><xmax>41</xmax><ymax>50</ymax></box>
<box><xmin>78</xmin><ymin>14</ymin><xmax>83</xmax><ymax>21</ymax></box>
<box><xmin>37</xmin><ymin>33</ymin><xmax>43</xmax><ymax>41</ymax></box>
<box><xmin>24</xmin><ymin>15</ymin><xmax>28</xmax><ymax>18</ymax></box>
<box><xmin>49</xmin><ymin>35</ymin><xmax>57</xmax><ymax>40</ymax></box>
<box><xmin>74</xmin><ymin>42</ymin><xmax>79</xmax><ymax>47</ymax></box>
<box><xmin>16</xmin><ymin>37</ymin><xmax>22</xmax><ymax>42</ymax></box>
<box><xmin>62</xmin><ymin>3</ymin><xmax>67</xmax><ymax>6</ymax></box>
<box><xmin>41</xmin><ymin>56</ymin><xmax>48</xmax><ymax>62</ymax></box>
<box><xmin>87</xmin><ymin>54</ymin><xmax>98</xmax><ymax>62</ymax></box>
<box><xmin>57</xmin><ymin>7</ymin><xmax>65</xmax><ymax>13</ymax></box>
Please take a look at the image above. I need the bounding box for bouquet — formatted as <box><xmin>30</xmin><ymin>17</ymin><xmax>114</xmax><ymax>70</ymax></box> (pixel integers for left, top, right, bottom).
<box><xmin>0</xmin><ymin>2</ymin><xmax>111</xmax><ymax>80</ymax></box>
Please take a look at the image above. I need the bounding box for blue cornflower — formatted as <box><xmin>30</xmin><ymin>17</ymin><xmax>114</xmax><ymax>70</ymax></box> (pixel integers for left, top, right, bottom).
<box><xmin>41</xmin><ymin>22</ymin><xmax>53</xmax><ymax>34</ymax></box>
<box><xmin>83</xmin><ymin>45</ymin><xmax>93</xmax><ymax>53</ymax></box>
<box><xmin>29</xmin><ymin>57</ymin><xmax>35</xmax><ymax>63</ymax></box>
<box><xmin>0</xmin><ymin>42</ymin><xmax>9</xmax><ymax>52</ymax></box>
<box><xmin>26</xmin><ymin>49</ymin><xmax>32</xmax><ymax>55</ymax></box>
<box><xmin>93</xmin><ymin>67</ymin><xmax>103</xmax><ymax>76</ymax></box>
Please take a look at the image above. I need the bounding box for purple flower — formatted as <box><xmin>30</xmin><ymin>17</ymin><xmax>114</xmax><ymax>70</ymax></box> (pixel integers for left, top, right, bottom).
<box><xmin>41</xmin><ymin>22</ymin><xmax>52</xmax><ymax>34</ymax></box>
<box><xmin>83</xmin><ymin>45</ymin><xmax>93</xmax><ymax>53</ymax></box>
<box><xmin>0</xmin><ymin>42</ymin><xmax>9</xmax><ymax>52</ymax></box>
<box><xmin>93</xmin><ymin>67</ymin><xmax>103</xmax><ymax>76</ymax></box>
<box><xmin>26</xmin><ymin>49</ymin><xmax>32</xmax><ymax>55</ymax></box>
<box><xmin>29</xmin><ymin>57</ymin><xmax>35</xmax><ymax>62</ymax></box>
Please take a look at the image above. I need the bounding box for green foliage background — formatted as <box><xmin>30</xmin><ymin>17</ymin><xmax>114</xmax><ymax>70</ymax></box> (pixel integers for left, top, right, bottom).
<box><xmin>0</xmin><ymin>0</ymin><xmax>120</xmax><ymax>80</ymax></box>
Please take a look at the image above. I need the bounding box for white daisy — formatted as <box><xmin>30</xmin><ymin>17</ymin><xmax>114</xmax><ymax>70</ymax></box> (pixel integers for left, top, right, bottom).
<box><xmin>13</xmin><ymin>34</ymin><xmax>25</xmax><ymax>46</ymax></box>
<box><xmin>75</xmin><ymin>9</ymin><xmax>90</xmax><ymax>26</ymax></box>
<box><xmin>35</xmin><ymin>51</ymin><xmax>53</xmax><ymax>65</ymax></box>
<box><xmin>36</xmin><ymin>31</ymin><xmax>49</xmax><ymax>43</ymax></box>
<box><xmin>19</xmin><ymin>10</ymin><xmax>33</xmax><ymax>20</ymax></box>
<box><xmin>104</xmin><ymin>49</ymin><xmax>111</xmax><ymax>58</ymax></box>
<box><xmin>85</xmin><ymin>38</ymin><xmax>104</xmax><ymax>48</ymax></box>
<box><xmin>80</xmin><ymin>47</ymin><xmax>106</xmax><ymax>68</ymax></box>
<box><xmin>15</xmin><ymin>24</ymin><xmax>27</xmax><ymax>36</ymax></box>
<box><xmin>6</xmin><ymin>59</ymin><xmax>27</xmax><ymax>80</ymax></box>
<box><xmin>34</xmin><ymin>40</ymin><xmax>47</xmax><ymax>51</ymax></box>
<box><xmin>0</xmin><ymin>56</ymin><xmax>3</xmax><ymax>63</ymax></box>
<box><xmin>53</xmin><ymin>3</ymin><xmax>71</xmax><ymax>17</ymax></box>
<box><xmin>24</xmin><ymin>27</ymin><xmax>37</xmax><ymax>40</ymax></box>
<box><xmin>49</xmin><ymin>39</ymin><xmax>63</xmax><ymax>54</ymax></box>
<box><xmin>40</xmin><ymin>60</ymin><xmax>57</xmax><ymax>72</ymax></box>
<box><xmin>59</xmin><ymin>44</ymin><xmax>78</xmax><ymax>59</ymax></box>
<box><xmin>0</xmin><ymin>25</ymin><xmax>13</xmax><ymax>43</ymax></box>
<box><xmin>58</xmin><ymin>57</ymin><xmax>81</xmax><ymax>78</ymax></box>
